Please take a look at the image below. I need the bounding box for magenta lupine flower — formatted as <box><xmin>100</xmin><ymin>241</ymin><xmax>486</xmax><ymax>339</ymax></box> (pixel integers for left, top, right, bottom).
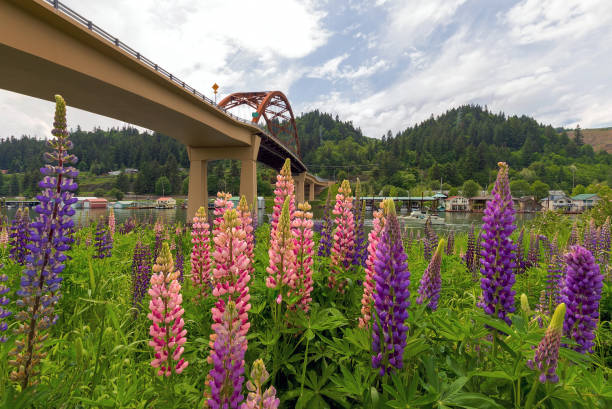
<box><xmin>423</xmin><ymin>217</ymin><xmax>437</xmax><ymax>261</ymax></box>
<box><xmin>527</xmin><ymin>303</ymin><xmax>566</xmax><ymax>383</ymax></box>
<box><xmin>0</xmin><ymin>266</ymin><xmax>10</xmax><ymax>343</ymax></box>
<box><xmin>560</xmin><ymin>245</ymin><xmax>603</xmax><ymax>353</ymax></box>
<box><xmin>417</xmin><ymin>239</ymin><xmax>445</xmax><ymax>310</ymax></box>
<box><xmin>329</xmin><ymin>180</ymin><xmax>355</xmax><ymax>291</ymax></box>
<box><xmin>0</xmin><ymin>225</ymin><xmax>8</xmax><ymax>249</ymax></box>
<box><xmin>208</xmin><ymin>301</ymin><xmax>246</xmax><ymax>409</ymax></box>
<box><xmin>515</xmin><ymin>228</ymin><xmax>526</xmax><ymax>274</ymax></box>
<box><xmin>209</xmin><ymin>208</ymin><xmax>251</xmax><ymax>360</ymax></box>
<box><xmin>190</xmin><ymin>206</ymin><xmax>212</xmax><ymax>299</ymax></box>
<box><xmin>292</xmin><ymin>202</ymin><xmax>314</xmax><ymax>312</ymax></box>
<box><xmin>9</xmin><ymin>95</ymin><xmax>78</xmax><ymax>388</ymax></box>
<box><xmin>93</xmin><ymin>217</ymin><xmax>112</xmax><ymax>259</ymax></box>
<box><xmin>9</xmin><ymin>207</ymin><xmax>30</xmax><ymax>265</ymax></box>
<box><xmin>478</xmin><ymin>162</ymin><xmax>517</xmax><ymax>326</ymax></box>
<box><xmin>213</xmin><ymin>192</ymin><xmax>234</xmax><ymax>237</ymax></box>
<box><xmin>359</xmin><ymin>200</ymin><xmax>390</xmax><ymax>328</ymax></box>
<box><xmin>266</xmin><ymin>198</ymin><xmax>296</xmax><ymax>306</ymax></box>
<box><xmin>241</xmin><ymin>359</ymin><xmax>280</xmax><ymax>409</ymax></box>
<box><xmin>527</xmin><ymin>231</ymin><xmax>539</xmax><ymax>268</ymax></box>
<box><xmin>175</xmin><ymin>230</ymin><xmax>184</xmax><ymax>283</ymax></box>
<box><xmin>318</xmin><ymin>189</ymin><xmax>334</xmax><ymax>257</ymax></box>
<box><xmin>270</xmin><ymin>159</ymin><xmax>295</xmax><ymax>237</ymax></box>
<box><xmin>148</xmin><ymin>242</ymin><xmax>188</xmax><ymax>376</ymax></box>
<box><xmin>132</xmin><ymin>239</ymin><xmax>152</xmax><ymax>309</ymax></box>
<box><xmin>238</xmin><ymin>196</ymin><xmax>255</xmax><ymax>276</ymax></box>
<box><xmin>371</xmin><ymin>210</ymin><xmax>411</xmax><ymax>375</ymax></box>
<box><xmin>445</xmin><ymin>230</ymin><xmax>454</xmax><ymax>255</ymax></box>
<box><xmin>108</xmin><ymin>207</ymin><xmax>116</xmax><ymax>237</ymax></box>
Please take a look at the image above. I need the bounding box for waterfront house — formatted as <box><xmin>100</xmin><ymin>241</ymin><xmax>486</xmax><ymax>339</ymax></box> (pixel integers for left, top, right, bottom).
<box><xmin>156</xmin><ymin>197</ymin><xmax>177</xmax><ymax>209</ymax></box>
<box><xmin>540</xmin><ymin>190</ymin><xmax>573</xmax><ymax>211</ymax></box>
<box><xmin>83</xmin><ymin>198</ymin><xmax>108</xmax><ymax>209</ymax></box>
<box><xmin>518</xmin><ymin>196</ymin><xmax>541</xmax><ymax>213</ymax></box>
<box><xmin>445</xmin><ymin>196</ymin><xmax>469</xmax><ymax>211</ymax></box>
<box><xmin>570</xmin><ymin>193</ymin><xmax>601</xmax><ymax>212</ymax></box>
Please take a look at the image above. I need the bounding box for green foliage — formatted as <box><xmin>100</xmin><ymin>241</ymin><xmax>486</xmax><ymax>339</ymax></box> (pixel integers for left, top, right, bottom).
<box><xmin>462</xmin><ymin>179</ymin><xmax>480</xmax><ymax>198</ymax></box>
<box><xmin>93</xmin><ymin>187</ymin><xmax>106</xmax><ymax>197</ymax></box>
<box><xmin>109</xmin><ymin>188</ymin><xmax>124</xmax><ymax>201</ymax></box>
<box><xmin>154</xmin><ymin>176</ymin><xmax>171</xmax><ymax>196</ymax></box>
<box><xmin>531</xmin><ymin>180</ymin><xmax>550</xmax><ymax>200</ymax></box>
<box><xmin>510</xmin><ymin>179</ymin><xmax>531</xmax><ymax>197</ymax></box>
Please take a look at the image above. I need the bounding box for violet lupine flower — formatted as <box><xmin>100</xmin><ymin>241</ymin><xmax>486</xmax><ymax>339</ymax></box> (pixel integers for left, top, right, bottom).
<box><xmin>132</xmin><ymin>239</ymin><xmax>152</xmax><ymax>309</ymax></box>
<box><xmin>266</xmin><ymin>197</ymin><xmax>295</xmax><ymax>306</ymax></box>
<box><xmin>359</xmin><ymin>200</ymin><xmax>390</xmax><ymax>328</ymax></box>
<box><xmin>238</xmin><ymin>196</ymin><xmax>255</xmax><ymax>277</ymax></box>
<box><xmin>544</xmin><ymin>234</ymin><xmax>564</xmax><ymax>314</ymax></box>
<box><xmin>153</xmin><ymin>219</ymin><xmax>163</xmax><ymax>261</ymax></box>
<box><xmin>270</xmin><ymin>159</ymin><xmax>295</xmax><ymax>237</ymax></box>
<box><xmin>119</xmin><ymin>217</ymin><xmax>136</xmax><ymax>234</ymax></box>
<box><xmin>329</xmin><ymin>180</ymin><xmax>355</xmax><ymax>292</ymax></box>
<box><xmin>208</xmin><ymin>300</ymin><xmax>246</xmax><ymax>409</ymax></box>
<box><xmin>148</xmin><ymin>242</ymin><xmax>188</xmax><ymax>376</ymax></box>
<box><xmin>568</xmin><ymin>222</ymin><xmax>578</xmax><ymax>247</ymax></box>
<box><xmin>478</xmin><ymin>162</ymin><xmax>517</xmax><ymax>326</ymax></box>
<box><xmin>371</xmin><ymin>210</ymin><xmax>410</xmax><ymax>375</ymax></box>
<box><xmin>317</xmin><ymin>188</ymin><xmax>334</xmax><ymax>257</ymax></box>
<box><xmin>473</xmin><ymin>230</ymin><xmax>483</xmax><ymax>275</ymax></box>
<box><xmin>527</xmin><ymin>303</ymin><xmax>566</xmax><ymax>383</ymax></box>
<box><xmin>9</xmin><ymin>95</ymin><xmax>78</xmax><ymax>388</ymax></box>
<box><xmin>423</xmin><ymin>217</ymin><xmax>437</xmax><ymax>261</ymax></box>
<box><xmin>175</xmin><ymin>236</ymin><xmax>184</xmax><ymax>283</ymax></box>
<box><xmin>445</xmin><ymin>230</ymin><xmax>454</xmax><ymax>255</ymax></box>
<box><xmin>9</xmin><ymin>207</ymin><xmax>30</xmax><ymax>265</ymax></box>
<box><xmin>108</xmin><ymin>207</ymin><xmax>116</xmax><ymax>237</ymax></box>
<box><xmin>417</xmin><ymin>239</ymin><xmax>445</xmax><ymax>310</ymax></box>
<box><xmin>598</xmin><ymin>217</ymin><xmax>610</xmax><ymax>267</ymax></box>
<box><xmin>92</xmin><ymin>218</ymin><xmax>112</xmax><ymax>259</ymax></box>
<box><xmin>527</xmin><ymin>231</ymin><xmax>539</xmax><ymax>268</ymax></box>
<box><xmin>292</xmin><ymin>201</ymin><xmax>314</xmax><ymax>313</ymax></box>
<box><xmin>0</xmin><ymin>265</ymin><xmax>10</xmax><ymax>343</ymax></box>
<box><xmin>405</xmin><ymin>229</ymin><xmax>413</xmax><ymax>253</ymax></box>
<box><xmin>583</xmin><ymin>219</ymin><xmax>597</xmax><ymax>256</ymax></box>
<box><xmin>241</xmin><ymin>359</ymin><xmax>280</xmax><ymax>409</ymax></box>
<box><xmin>464</xmin><ymin>225</ymin><xmax>475</xmax><ymax>273</ymax></box>
<box><xmin>190</xmin><ymin>206</ymin><xmax>212</xmax><ymax>299</ymax></box>
<box><xmin>560</xmin><ymin>245</ymin><xmax>603</xmax><ymax>354</ymax></box>
<box><xmin>515</xmin><ymin>228</ymin><xmax>526</xmax><ymax>274</ymax></box>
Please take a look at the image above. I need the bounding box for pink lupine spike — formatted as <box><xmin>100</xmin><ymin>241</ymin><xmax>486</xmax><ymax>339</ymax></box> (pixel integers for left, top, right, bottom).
<box><xmin>147</xmin><ymin>242</ymin><xmax>188</xmax><ymax>376</ymax></box>
<box><xmin>190</xmin><ymin>206</ymin><xmax>212</xmax><ymax>299</ymax></box>
<box><xmin>238</xmin><ymin>196</ymin><xmax>255</xmax><ymax>276</ymax></box>
<box><xmin>266</xmin><ymin>197</ymin><xmax>295</xmax><ymax>307</ymax></box>
<box><xmin>270</xmin><ymin>159</ymin><xmax>295</xmax><ymax>236</ymax></box>
<box><xmin>329</xmin><ymin>180</ymin><xmax>355</xmax><ymax>292</ymax></box>
<box><xmin>292</xmin><ymin>202</ymin><xmax>314</xmax><ymax>312</ymax></box>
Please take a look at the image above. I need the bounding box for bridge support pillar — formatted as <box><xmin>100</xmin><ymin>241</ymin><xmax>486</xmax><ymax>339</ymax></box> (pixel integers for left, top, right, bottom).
<box><xmin>187</xmin><ymin>156</ymin><xmax>208</xmax><ymax>221</ymax></box>
<box><xmin>308</xmin><ymin>182</ymin><xmax>315</xmax><ymax>202</ymax></box>
<box><xmin>295</xmin><ymin>173</ymin><xmax>306</xmax><ymax>204</ymax></box>
<box><xmin>239</xmin><ymin>135</ymin><xmax>261</xmax><ymax>209</ymax></box>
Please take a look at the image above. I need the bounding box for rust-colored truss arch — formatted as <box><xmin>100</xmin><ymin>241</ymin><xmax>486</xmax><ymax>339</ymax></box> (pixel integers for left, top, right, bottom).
<box><xmin>218</xmin><ymin>91</ymin><xmax>300</xmax><ymax>157</ymax></box>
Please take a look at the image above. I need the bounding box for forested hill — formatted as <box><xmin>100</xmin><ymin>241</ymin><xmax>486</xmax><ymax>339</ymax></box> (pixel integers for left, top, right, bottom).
<box><xmin>0</xmin><ymin>105</ymin><xmax>610</xmax><ymax>196</ymax></box>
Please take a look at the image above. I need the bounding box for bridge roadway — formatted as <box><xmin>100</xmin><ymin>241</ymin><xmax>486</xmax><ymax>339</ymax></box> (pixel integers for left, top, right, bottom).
<box><xmin>0</xmin><ymin>0</ymin><xmax>330</xmax><ymax>219</ymax></box>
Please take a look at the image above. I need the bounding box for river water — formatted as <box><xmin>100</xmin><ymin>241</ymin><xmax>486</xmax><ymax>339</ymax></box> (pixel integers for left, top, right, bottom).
<box><xmin>2</xmin><ymin>206</ymin><xmax>538</xmax><ymax>233</ymax></box>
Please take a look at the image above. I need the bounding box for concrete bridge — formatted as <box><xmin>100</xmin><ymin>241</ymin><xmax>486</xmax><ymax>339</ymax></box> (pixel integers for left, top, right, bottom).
<box><xmin>0</xmin><ymin>0</ymin><xmax>331</xmax><ymax>219</ymax></box>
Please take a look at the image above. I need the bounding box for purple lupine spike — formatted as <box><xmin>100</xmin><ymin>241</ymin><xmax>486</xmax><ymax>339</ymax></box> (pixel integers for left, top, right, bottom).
<box><xmin>473</xmin><ymin>230</ymin><xmax>483</xmax><ymax>275</ymax></box>
<box><xmin>1</xmin><ymin>265</ymin><xmax>10</xmax><ymax>343</ymax></box>
<box><xmin>561</xmin><ymin>245</ymin><xmax>603</xmax><ymax>353</ymax></box>
<box><xmin>423</xmin><ymin>217</ymin><xmax>436</xmax><ymax>261</ymax></box>
<box><xmin>9</xmin><ymin>95</ymin><xmax>78</xmax><ymax>388</ymax></box>
<box><xmin>445</xmin><ymin>230</ymin><xmax>454</xmax><ymax>255</ymax></box>
<box><xmin>599</xmin><ymin>217</ymin><xmax>610</xmax><ymax>268</ymax></box>
<box><xmin>175</xmin><ymin>229</ymin><xmax>184</xmax><ymax>283</ymax></box>
<box><xmin>93</xmin><ymin>218</ymin><xmax>112</xmax><ymax>259</ymax></box>
<box><xmin>371</xmin><ymin>211</ymin><xmax>411</xmax><ymax>375</ymax></box>
<box><xmin>132</xmin><ymin>239</ymin><xmax>152</xmax><ymax>310</ymax></box>
<box><xmin>527</xmin><ymin>303</ymin><xmax>566</xmax><ymax>383</ymax></box>
<box><xmin>568</xmin><ymin>222</ymin><xmax>578</xmax><ymax>247</ymax></box>
<box><xmin>478</xmin><ymin>162</ymin><xmax>517</xmax><ymax>326</ymax></box>
<box><xmin>515</xmin><ymin>228</ymin><xmax>526</xmax><ymax>274</ymax></box>
<box><xmin>417</xmin><ymin>239</ymin><xmax>445</xmax><ymax>310</ymax></box>
<box><xmin>526</xmin><ymin>231</ymin><xmax>539</xmax><ymax>268</ymax></box>
<box><xmin>544</xmin><ymin>234</ymin><xmax>564</xmax><ymax>314</ymax></box>
<box><xmin>582</xmin><ymin>219</ymin><xmax>597</xmax><ymax>255</ymax></box>
<box><xmin>464</xmin><ymin>224</ymin><xmax>475</xmax><ymax>273</ymax></box>
<box><xmin>9</xmin><ymin>207</ymin><xmax>30</xmax><ymax>265</ymax></box>
<box><xmin>405</xmin><ymin>229</ymin><xmax>413</xmax><ymax>253</ymax></box>
<box><xmin>317</xmin><ymin>188</ymin><xmax>334</xmax><ymax>257</ymax></box>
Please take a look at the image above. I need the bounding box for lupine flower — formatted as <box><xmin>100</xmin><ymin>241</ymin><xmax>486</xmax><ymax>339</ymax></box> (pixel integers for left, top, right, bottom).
<box><xmin>132</xmin><ymin>239</ymin><xmax>152</xmax><ymax>309</ymax></box>
<box><xmin>210</xmin><ymin>208</ymin><xmax>251</xmax><ymax>359</ymax></box>
<box><xmin>568</xmin><ymin>222</ymin><xmax>578</xmax><ymax>247</ymax></box>
<box><xmin>9</xmin><ymin>95</ymin><xmax>78</xmax><ymax>388</ymax></box>
<box><xmin>473</xmin><ymin>230</ymin><xmax>483</xmax><ymax>275</ymax></box>
<box><xmin>93</xmin><ymin>217</ymin><xmax>112</xmax><ymax>259</ymax></box>
<box><xmin>292</xmin><ymin>201</ymin><xmax>314</xmax><ymax>312</ymax></box>
<box><xmin>148</xmin><ymin>242</ymin><xmax>188</xmax><ymax>376</ymax></box>
<box><xmin>423</xmin><ymin>217</ymin><xmax>437</xmax><ymax>261</ymax></box>
<box><xmin>175</xmin><ymin>228</ymin><xmax>184</xmax><ymax>283</ymax></box>
<box><xmin>560</xmin><ymin>245</ymin><xmax>603</xmax><ymax>353</ymax></box>
<box><xmin>464</xmin><ymin>225</ymin><xmax>475</xmax><ymax>273</ymax></box>
<box><xmin>266</xmin><ymin>197</ymin><xmax>295</xmax><ymax>306</ymax></box>
<box><xmin>478</xmin><ymin>162</ymin><xmax>517</xmax><ymax>326</ymax></box>
<box><xmin>371</xmin><ymin>210</ymin><xmax>410</xmax><ymax>375</ymax></box>
<box><xmin>329</xmin><ymin>180</ymin><xmax>355</xmax><ymax>291</ymax></box>
<box><xmin>9</xmin><ymin>207</ymin><xmax>30</xmax><ymax>265</ymax></box>
<box><xmin>238</xmin><ymin>196</ymin><xmax>255</xmax><ymax>276</ymax></box>
<box><xmin>527</xmin><ymin>231</ymin><xmax>539</xmax><ymax>268</ymax></box>
<box><xmin>270</xmin><ymin>159</ymin><xmax>295</xmax><ymax>238</ymax></box>
<box><xmin>208</xmin><ymin>301</ymin><xmax>246</xmax><ymax>409</ymax></box>
<box><xmin>527</xmin><ymin>303</ymin><xmax>566</xmax><ymax>383</ymax></box>
<box><xmin>445</xmin><ymin>230</ymin><xmax>454</xmax><ymax>255</ymax></box>
<box><xmin>153</xmin><ymin>219</ymin><xmax>163</xmax><ymax>261</ymax></box>
<box><xmin>359</xmin><ymin>200</ymin><xmax>391</xmax><ymax>328</ymax></box>
<box><xmin>0</xmin><ymin>225</ymin><xmax>9</xmax><ymax>248</ymax></box>
<box><xmin>515</xmin><ymin>228</ymin><xmax>526</xmax><ymax>274</ymax></box>
<box><xmin>119</xmin><ymin>217</ymin><xmax>136</xmax><ymax>234</ymax></box>
<box><xmin>352</xmin><ymin>179</ymin><xmax>367</xmax><ymax>267</ymax></box>
<box><xmin>417</xmin><ymin>239</ymin><xmax>445</xmax><ymax>310</ymax></box>
<box><xmin>190</xmin><ymin>206</ymin><xmax>212</xmax><ymax>299</ymax></box>
<box><xmin>317</xmin><ymin>188</ymin><xmax>334</xmax><ymax>257</ymax></box>
<box><xmin>108</xmin><ymin>207</ymin><xmax>116</xmax><ymax>237</ymax></box>
<box><xmin>241</xmin><ymin>359</ymin><xmax>280</xmax><ymax>409</ymax></box>
<box><xmin>405</xmin><ymin>229</ymin><xmax>414</xmax><ymax>253</ymax></box>
<box><xmin>544</xmin><ymin>234</ymin><xmax>564</xmax><ymax>314</ymax></box>
<box><xmin>0</xmin><ymin>265</ymin><xmax>10</xmax><ymax>343</ymax></box>
<box><xmin>597</xmin><ymin>217</ymin><xmax>610</xmax><ymax>267</ymax></box>
<box><xmin>583</xmin><ymin>219</ymin><xmax>597</xmax><ymax>255</ymax></box>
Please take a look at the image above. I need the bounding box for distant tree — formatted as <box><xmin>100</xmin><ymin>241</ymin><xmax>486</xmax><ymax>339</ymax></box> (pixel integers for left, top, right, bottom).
<box><xmin>93</xmin><ymin>187</ymin><xmax>106</xmax><ymax>197</ymax></box>
<box><xmin>109</xmin><ymin>188</ymin><xmax>124</xmax><ymax>201</ymax></box>
<box><xmin>509</xmin><ymin>179</ymin><xmax>531</xmax><ymax>197</ymax></box>
<box><xmin>571</xmin><ymin>184</ymin><xmax>586</xmax><ymax>196</ymax></box>
<box><xmin>462</xmin><ymin>179</ymin><xmax>480</xmax><ymax>198</ymax></box>
<box><xmin>115</xmin><ymin>172</ymin><xmax>129</xmax><ymax>192</ymax></box>
<box><xmin>531</xmin><ymin>180</ymin><xmax>550</xmax><ymax>200</ymax></box>
<box><xmin>182</xmin><ymin>176</ymin><xmax>189</xmax><ymax>195</ymax></box>
<box><xmin>448</xmin><ymin>187</ymin><xmax>459</xmax><ymax>196</ymax></box>
<box><xmin>155</xmin><ymin>176</ymin><xmax>171</xmax><ymax>196</ymax></box>
<box><xmin>573</xmin><ymin>125</ymin><xmax>584</xmax><ymax>146</ymax></box>
<box><xmin>8</xmin><ymin>174</ymin><xmax>20</xmax><ymax>196</ymax></box>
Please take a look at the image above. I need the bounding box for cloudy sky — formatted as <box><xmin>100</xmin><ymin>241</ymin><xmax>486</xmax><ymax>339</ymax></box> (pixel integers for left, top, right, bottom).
<box><xmin>2</xmin><ymin>0</ymin><xmax>612</xmax><ymax>139</ymax></box>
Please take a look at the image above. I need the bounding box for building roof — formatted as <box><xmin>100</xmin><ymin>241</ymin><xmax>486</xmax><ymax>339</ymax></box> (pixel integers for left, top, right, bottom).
<box><xmin>86</xmin><ymin>198</ymin><xmax>107</xmax><ymax>202</ymax></box>
<box><xmin>433</xmin><ymin>193</ymin><xmax>447</xmax><ymax>198</ymax></box>
<box><xmin>157</xmin><ymin>197</ymin><xmax>175</xmax><ymax>201</ymax></box>
<box><xmin>571</xmin><ymin>193</ymin><xmax>599</xmax><ymax>200</ymax></box>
